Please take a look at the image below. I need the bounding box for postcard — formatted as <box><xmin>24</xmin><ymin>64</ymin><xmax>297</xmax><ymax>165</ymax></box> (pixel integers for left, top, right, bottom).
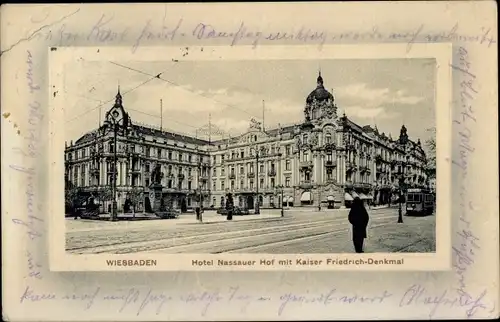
<box><xmin>2</xmin><ymin>2</ymin><xmax>498</xmax><ymax>321</ymax></box>
<box><xmin>49</xmin><ymin>43</ymin><xmax>451</xmax><ymax>272</ymax></box>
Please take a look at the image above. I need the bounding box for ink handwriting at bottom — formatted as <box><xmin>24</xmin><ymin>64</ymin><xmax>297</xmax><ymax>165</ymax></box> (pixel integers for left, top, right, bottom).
<box><xmin>136</xmin><ymin>289</ymin><xmax>173</xmax><ymax>316</ymax></box>
<box><xmin>277</xmin><ymin>289</ymin><xmax>392</xmax><ymax>316</ymax></box>
<box><xmin>179</xmin><ymin>290</ymin><xmax>224</xmax><ymax>316</ymax></box>
<box><xmin>399</xmin><ymin>284</ymin><xmax>488</xmax><ymax>319</ymax></box>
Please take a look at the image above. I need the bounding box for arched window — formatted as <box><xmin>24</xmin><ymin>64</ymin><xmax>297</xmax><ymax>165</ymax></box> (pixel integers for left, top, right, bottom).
<box><xmin>325</xmin><ymin>133</ymin><xmax>332</xmax><ymax>144</ymax></box>
<box><xmin>312</xmin><ymin>108</ymin><xmax>318</xmax><ymax>119</ymax></box>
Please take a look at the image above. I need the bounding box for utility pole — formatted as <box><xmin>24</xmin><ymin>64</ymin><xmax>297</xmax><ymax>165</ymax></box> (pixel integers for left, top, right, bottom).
<box><xmin>255</xmin><ymin>147</ymin><xmax>260</xmax><ymax>215</ymax></box>
<box><xmin>398</xmin><ymin>160</ymin><xmax>404</xmax><ymax>223</ymax></box>
<box><xmin>208</xmin><ymin>113</ymin><xmax>212</xmax><ymax>208</ymax></box>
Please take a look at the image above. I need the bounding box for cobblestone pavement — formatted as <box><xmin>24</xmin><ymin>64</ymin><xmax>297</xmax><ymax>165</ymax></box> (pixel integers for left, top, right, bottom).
<box><xmin>66</xmin><ymin>207</ymin><xmax>435</xmax><ymax>254</ymax></box>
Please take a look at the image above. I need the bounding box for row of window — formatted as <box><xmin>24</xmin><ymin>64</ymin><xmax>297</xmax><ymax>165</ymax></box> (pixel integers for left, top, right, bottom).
<box><xmin>212</xmin><ymin>144</ymin><xmax>296</xmax><ymax>164</ymax></box>
<box><xmin>66</xmin><ymin>143</ymin><xmax>209</xmax><ymax>164</ymax></box>
<box><xmin>212</xmin><ymin>177</ymin><xmax>292</xmax><ymax>191</ymax></box>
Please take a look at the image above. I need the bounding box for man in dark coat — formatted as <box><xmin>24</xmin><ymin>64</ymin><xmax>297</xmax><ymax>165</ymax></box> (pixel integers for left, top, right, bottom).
<box><xmin>225</xmin><ymin>193</ymin><xmax>234</xmax><ymax>221</ymax></box>
<box><xmin>348</xmin><ymin>197</ymin><xmax>370</xmax><ymax>253</ymax></box>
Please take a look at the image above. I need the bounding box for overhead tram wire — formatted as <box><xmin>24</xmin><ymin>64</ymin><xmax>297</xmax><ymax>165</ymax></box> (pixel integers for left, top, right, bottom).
<box><xmin>65</xmin><ymin>61</ymin><xmax>181</xmax><ymax>124</ymax></box>
<box><xmin>65</xmin><ymin>77</ymin><xmax>158</xmax><ymax>124</ymax></box>
<box><xmin>62</xmin><ymin>90</ymin><xmax>202</xmax><ymax>131</ymax></box>
<box><xmin>109</xmin><ymin>61</ymin><xmax>263</xmax><ymax>120</ymax></box>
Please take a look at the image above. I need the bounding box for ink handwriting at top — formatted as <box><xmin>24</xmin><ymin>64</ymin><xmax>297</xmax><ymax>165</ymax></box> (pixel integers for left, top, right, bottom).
<box><xmin>0</xmin><ymin>9</ymin><xmax>80</xmax><ymax>56</ymax></box>
<box><xmin>2</xmin><ymin>9</ymin><xmax>497</xmax><ymax>56</ymax></box>
<box><xmin>132</xmin><ymin>18</ymin><xmax>184</xmax><ymax>53</ymax></box>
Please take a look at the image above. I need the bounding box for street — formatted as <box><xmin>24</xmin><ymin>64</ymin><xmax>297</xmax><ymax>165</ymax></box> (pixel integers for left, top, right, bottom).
<box><xmin>66</xmin><ymin>207</ymin><xmax>436</xmax><ymax>254</ymax></box>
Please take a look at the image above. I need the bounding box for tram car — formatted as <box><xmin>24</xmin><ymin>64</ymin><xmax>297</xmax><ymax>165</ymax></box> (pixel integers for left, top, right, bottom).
<box><xmin>406</xmin><ymin>188</ymin><xmax>435</xmax><ymax>215</ymax></box>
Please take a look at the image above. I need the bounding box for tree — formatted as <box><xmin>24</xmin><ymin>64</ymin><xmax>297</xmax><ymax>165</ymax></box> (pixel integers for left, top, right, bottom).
<box><xmin>127</xmin><ymin>187</ymin><xmax>143</xmax><ymax>216</ymax></box>
<box><xmin>424</xmin><ymin>127</ymin><xmax>437</xmax><ymax>180</ymax></box>
<box><xmin>65</xmin><ymin>185</ymin><xmax>85</xmax><ymax>215</ymax></box>
<box><xmin>96</xmin><ymin>186</ymin><xmax>113</xmax><ymax>213</ymax></box>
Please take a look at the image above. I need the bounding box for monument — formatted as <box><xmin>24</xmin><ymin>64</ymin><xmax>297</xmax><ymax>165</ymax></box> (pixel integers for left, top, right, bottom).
<box><xmin>149</xmin><ymin>163</ymin><xmax>164</xmax><ymax>212</ymax></box>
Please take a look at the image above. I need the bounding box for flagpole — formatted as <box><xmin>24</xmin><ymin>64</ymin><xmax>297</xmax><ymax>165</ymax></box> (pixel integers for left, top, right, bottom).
<box><xmin>262</xmin><ymin>100</ymin><xmax>265</xmax><ymax>132</ymax></box>
<box><xmin>208</xmin><ymin>113</ymin><xmax>212</xmax><ymax>209</ymax></box>
<box><xmin>160</xmin><ymin>99</ymin><xmax>163</xmax><ymax>132</ymax></box>
<box><xmin>208</xmin><ymin>113</ymin><xmax>212</xmax><ymax>145</ymax></box>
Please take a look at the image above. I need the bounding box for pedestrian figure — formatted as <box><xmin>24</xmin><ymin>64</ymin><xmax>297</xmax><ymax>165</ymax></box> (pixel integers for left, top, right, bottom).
<box><xmin>348</xmin><ymin>197</ymin><xmax>370</xmax><ymax>253</ymax></box>
<box><xmin>226</xmin><ymin>193</ymin><xmax>234</xmax><ymax>221</ymax></box>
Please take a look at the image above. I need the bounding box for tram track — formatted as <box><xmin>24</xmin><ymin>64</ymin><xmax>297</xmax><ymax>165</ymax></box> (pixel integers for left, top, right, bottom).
<box><xmin>69</xmin><ymin>216</ymin><xmax>347</xmax><ymax>254</ymax></box>
<box><xmin>66</xmin><ymin>209</ymin><xmax>399</xmax><ymax>254</ymax></box>
<box><xmin>222</xmin><ymin>223</ymin><xmax>390</xmax><ymax>254</ymax></box>
<box><xmin>143</xmin><ymin>214</ymin><xmax>396</xmax><ymax>254</ymax></box>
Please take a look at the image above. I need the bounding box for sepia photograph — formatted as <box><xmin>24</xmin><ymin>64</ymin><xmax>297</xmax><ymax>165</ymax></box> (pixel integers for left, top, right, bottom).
<box><xmin>62</xmin><ymin>52</ymin><xmax>437</xmax><ymax>255</ymax></box>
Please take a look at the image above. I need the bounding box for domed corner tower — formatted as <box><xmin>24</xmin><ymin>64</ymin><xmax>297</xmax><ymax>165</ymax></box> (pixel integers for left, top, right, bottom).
<box><xmin>304</xmin><ymin>71</ymin><xmax>338</xmax><ymax>124</ymax></box>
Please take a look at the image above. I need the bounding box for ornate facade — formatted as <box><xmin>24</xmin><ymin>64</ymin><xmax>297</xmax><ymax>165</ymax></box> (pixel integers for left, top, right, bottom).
<box><xmin>65</xmin><ymin>73</ymin><xmax>430</xmax><ymax>213</ymax></box>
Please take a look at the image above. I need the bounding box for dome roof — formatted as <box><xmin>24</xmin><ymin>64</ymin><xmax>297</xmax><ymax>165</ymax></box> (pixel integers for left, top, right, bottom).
<box><xmin>306</xmin><ymin>72</ymin><xmax>334</xmax><ymax>104</ymax></box>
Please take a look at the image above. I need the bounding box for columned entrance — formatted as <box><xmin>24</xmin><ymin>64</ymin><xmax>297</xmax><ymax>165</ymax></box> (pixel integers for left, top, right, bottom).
<box><xmin>246</xmin><ymin>195</ymin><xmax>254</xmax><ymax>209</ymax></box>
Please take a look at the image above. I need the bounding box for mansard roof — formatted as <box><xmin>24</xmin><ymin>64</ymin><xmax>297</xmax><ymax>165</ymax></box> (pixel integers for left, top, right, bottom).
<box><xmin>72</xmin><ymin>124</ymin><xmax>210</xmax><ymax>147</ymax></box>
<box><xmin>131</xmin><ymin>124</ymin><xmax>210</xmax><ymax>145</ymax></box>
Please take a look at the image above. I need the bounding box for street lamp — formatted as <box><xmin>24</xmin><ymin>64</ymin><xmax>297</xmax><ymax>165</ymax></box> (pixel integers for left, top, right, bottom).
<box><xmin>275</xmin><ymin>184</ymin><xmax>285</xmax><ymax>217</ymax></box>
<box><xmin>275</xmin><ymin>151</ymin><xmax>285</xmax><ymax>217</ymax></box>
<box><xmin>196</xmin><ymin>154</ymin><xmax>204</xmax><ymax>223</ymax></box>
<box><xmin>102</xmin><ymin>108</ymin><xmax>125</xmax><ymax>221</ymax></box>
<box><xmin>396</xmin><ymin>159</ymin><xmax>406</xmax><ymax>224</ymax></box>
<box><xmin>249</xmin><ymin>145</ymin><xmax>262</xmax><ymax>215</ymax></box>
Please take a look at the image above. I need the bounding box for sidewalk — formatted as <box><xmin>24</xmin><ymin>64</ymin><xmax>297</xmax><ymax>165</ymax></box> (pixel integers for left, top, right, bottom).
<box><xmin>66</xmin><ymin>210</ymin><xmax>284</xmax><ymax>232</ymax></box>
<box><xmin>364</xmin><ymin>214</ymin><xmax>436</xmax><ymax>253</ymax></box>
<box><xmin>178</xmin><ymin>211</ymin><xmax>284</xmax><ymax>225</ymax></box>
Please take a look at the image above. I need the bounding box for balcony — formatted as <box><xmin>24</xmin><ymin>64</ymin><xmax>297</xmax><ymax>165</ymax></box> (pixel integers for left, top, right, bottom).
<box><xmin>325</xmin><ymin>178</ymin><xmax>337</xmax><ymax>184</ymax></box>
<box><xmin>229</xmin><ymin>173</ymin><xmax>236</xmax><ymax>179</ymax></box>
<box><xmin>90</xmin><ymin>168</ymin><xmax>100</xmax><ymax>175</ymax></box>
<box><xmin>130</xmin><ymin>168</ymin><xmax>141</xmax><ymax>174</ymax></box>
<box><xmin>247</xmin><ymin>172</ymin><xmax>255</xmax><ymax>179</ymax></box>
<box><xmin>353</xmin><ymin>182</ymin><xmax>371</xmax><ymax>189</ymax></box>
<box><xmin>325</xmin><ymin>160</ymin><xmax>337</xmax><ymax>167</ymax></box>
<box><xmin>268</xmin><ymin>169</ymin><xmax>276</xmax><ymax>176</ymax></box>
<box><xmin>178</xmin><ymin>173</ymin><xmax>185</xmax><ymax>180</ymax></box>
<box><xmin>300</xmin><ymin>161</ymin><xmax>313</xmax><ymax>170</ymax></box>
<box><xmin>299</xmin><ymin>180</ymin><xmax>313</xmax><ymax>189</ymax></box>
<box><xmin>201</xmin><ymin>175</ymin><xmax>209</xmax><ymax>181</ymax></box>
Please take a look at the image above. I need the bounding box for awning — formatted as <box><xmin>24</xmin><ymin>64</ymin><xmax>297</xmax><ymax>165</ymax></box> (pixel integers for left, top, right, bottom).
<box><xmin>358</xmin><ymin>193</ymin><xmax>368</xmax><ymax>199</ymax></box>
<box><xmin>351</xmin><ymin>191</ymin><xmax>360</xmax><ymax>199</ymax></box>
<box><xmin>365</xmin><ymin>194</ymin><xmax>374</xmax><ymax>199</ymax></box>
<box><xmin>288</xmin><ymin>196</ymin><xmax>294</xmax><ymax>202</ymax></box>
<box><xmin>344</xmin><ymin>193</ymin><xmax>353</xmax><ymax>201</ymax></box>
<box><xmin>327</xmin><ymin>195</ymin><xmax>335</xmax><ymax>201</ymax></box>
<box><xmin>300</xmin><ymin>191</ymin><xmax>311</xmax><ymax>201</ymax></box>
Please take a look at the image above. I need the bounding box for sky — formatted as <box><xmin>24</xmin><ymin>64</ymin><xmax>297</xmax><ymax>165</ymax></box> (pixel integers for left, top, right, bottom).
<box><xmin>63</xmin><ymin>58</ymin><xmax>436</xmax><ymax>151</ymax></box>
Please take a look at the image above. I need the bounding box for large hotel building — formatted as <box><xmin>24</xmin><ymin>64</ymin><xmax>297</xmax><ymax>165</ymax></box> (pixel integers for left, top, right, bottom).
<box><xmin>65</xmin><ymin>73</ymin><xmax>430</xmax><ymax>212</ymax></box>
